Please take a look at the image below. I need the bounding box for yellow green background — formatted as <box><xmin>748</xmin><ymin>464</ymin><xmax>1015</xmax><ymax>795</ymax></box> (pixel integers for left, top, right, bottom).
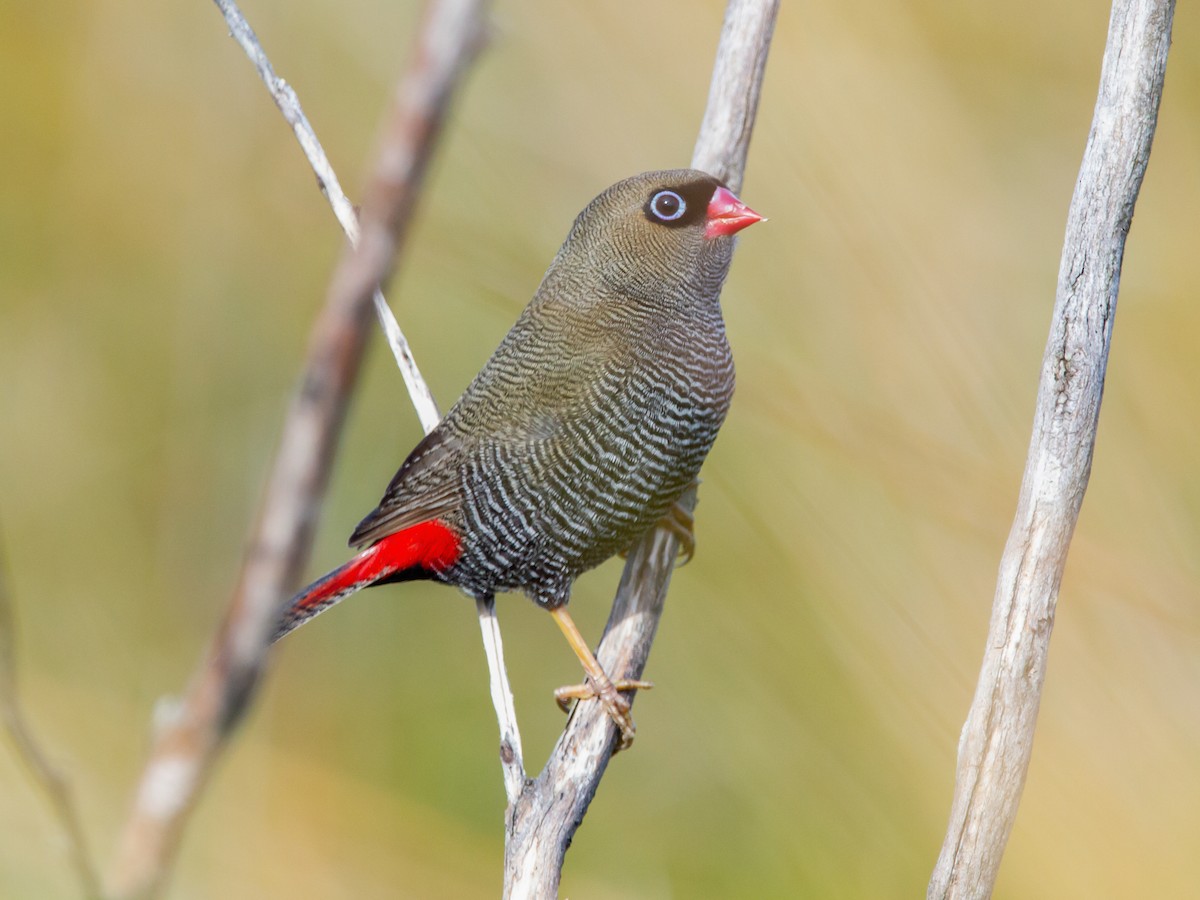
<box><xmin>3</xmin><ymin>1</ymin><xmax>1199</xmax><ymax>897</ymax></box>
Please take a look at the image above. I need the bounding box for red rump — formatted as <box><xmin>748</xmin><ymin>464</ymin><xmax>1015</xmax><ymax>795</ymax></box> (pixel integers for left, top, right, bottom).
<box><xmin>295</xmin><ymin>520</ymin><xmax>461</xmax><ymax>611</ymax></box>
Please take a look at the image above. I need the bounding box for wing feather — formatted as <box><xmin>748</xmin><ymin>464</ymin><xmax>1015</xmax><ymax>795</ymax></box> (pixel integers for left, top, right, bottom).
<box><xmin>349</xmin><ymin>427</ymin><xmax>465</xmax><ymax>549</ymax></box>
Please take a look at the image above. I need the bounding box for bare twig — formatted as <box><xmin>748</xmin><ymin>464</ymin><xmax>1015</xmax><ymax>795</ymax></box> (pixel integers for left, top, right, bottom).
<box><xmin>691</xmin><ymin>0</ymin><xmax>778</xmax><ymax>194</ymax></box>
<box><xmin>501</xmin><ymin>1</ymin><xmax>779</xmax><ymax>894</ymax></box>
<box><xmin>0</xmin><ymin>538</ymin><xmax>102</xmax><ymax>899</ymax></box>
<box><xmin>212</xmin><ymin>0</ymin><xmax>441</xmax><ymax>430</ymax></box>
<box><xmin>927</xmin><ymin>2</ymin><xmax>1174</xmax><ymax>897</ymax></box>
<box><xmin>107</xmin><ymin>1</ymin><xmax>489</xmax><ymax>896</ymax></box>
<box><xmin>478</xmin><ymin>596</ymin><xmax>525</xmax><ymax>803</ymax></box>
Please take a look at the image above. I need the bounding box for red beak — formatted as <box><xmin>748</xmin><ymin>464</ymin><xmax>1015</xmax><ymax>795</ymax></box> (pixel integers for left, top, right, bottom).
<box><xmin>705</xmin><ymin>186</ymin><xmax>764</xmax><ymax>239</ymax></box>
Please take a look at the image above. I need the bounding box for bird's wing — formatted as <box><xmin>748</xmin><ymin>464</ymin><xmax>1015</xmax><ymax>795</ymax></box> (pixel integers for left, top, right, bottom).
<box><xmin>350</xmin><ymin>300</ymin><xmax>634</xmax><ymax>550</ymax></box>
<box><xmin>348</xmin><ymin>426</ymin><xmax>465</xmax><ymax>549</ymax></box>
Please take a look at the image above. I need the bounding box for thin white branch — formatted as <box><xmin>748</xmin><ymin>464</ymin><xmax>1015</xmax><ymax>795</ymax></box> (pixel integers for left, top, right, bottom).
<box><xmin>477</xmin><ymin>598</ymin><xmax>525</xmax><ymax>803</ymax></box>
<box><xmin>212</xmin><ymin>0</ymin><xmax>357</xmax><ymax>237</ymax></box>
<box><xmin>212</xmin><ymin>0</ymin><xmax>441</xmax><ymax>432</ymax></box>
<box><xmin>928</xmin><ymin>2</ymin><xmax>1174</xmax><ymax>897</ymax></box>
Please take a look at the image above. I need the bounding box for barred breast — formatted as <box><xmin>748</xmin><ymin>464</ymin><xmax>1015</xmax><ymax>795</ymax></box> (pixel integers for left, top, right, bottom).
<box><xmin>443</xmin><ymin>282</ymin><xmax>734</xmax><ymax>608</ymax></box>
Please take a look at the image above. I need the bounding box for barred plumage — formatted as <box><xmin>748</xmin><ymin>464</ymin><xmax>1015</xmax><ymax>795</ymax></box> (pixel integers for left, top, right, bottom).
<box><xmin>351</xmin><ymin>170</ymin><xmax>738</xmax><ymax>608</ymax></box>
<box><xmin>276</xmin><ymin>169</ymin><xmax>761</xmax><ymax>746</ymax></box>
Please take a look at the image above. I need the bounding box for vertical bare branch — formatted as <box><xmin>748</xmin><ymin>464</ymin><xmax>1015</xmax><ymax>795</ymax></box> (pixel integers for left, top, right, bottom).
<box><xmin>0</xmin><ymin>539</ymin><xmax>102</xmax><ymax>899</ymax></box>
<box><xmin>501</xmin><ymin>1</ymin><xmax>779</xmax><ymax>894</ymax></box>
<box><xmin>928</xmin><ymin>2</ymin><xmax>1174</xmax><ymax>897</ymax></box>
<box><xmin>106</xmin><ymin>1</ymin><xmax>489</xmax><ymax>896</ymax></box>
<box><xmin>691</xmin><ymin>0</ymin><xmax>778</xmax><ymax>194</ymax></box>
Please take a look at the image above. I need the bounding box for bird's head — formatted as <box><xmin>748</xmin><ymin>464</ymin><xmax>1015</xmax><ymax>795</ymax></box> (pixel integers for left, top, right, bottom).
<box><xmin>559</xmin><ymin>169</ymin><xmax>763</xmax><ymax>307</ymax></box>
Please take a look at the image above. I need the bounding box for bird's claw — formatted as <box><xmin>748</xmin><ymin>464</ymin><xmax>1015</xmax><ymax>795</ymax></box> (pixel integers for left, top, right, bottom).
<box><xmin>617</xmin><ymin>497</ymin><xmax>696</xmax><ymax>565</ymax></box>
<box><xmin>660</xmin><ymin>499</ymin><xmax>696</xmax><ymax>565</ymax></box>
<box><xmin>553</xmin><ymin>677</ymin><xmax>653</xmax><ymax>751</ymax></box>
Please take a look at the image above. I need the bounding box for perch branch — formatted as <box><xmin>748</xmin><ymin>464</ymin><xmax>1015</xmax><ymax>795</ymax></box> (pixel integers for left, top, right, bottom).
<box><xmin>501</xmin><ymin>1</ymin><xmax>779</xmax><ymax>895</ymax></box>
<box><xmin>927</xmin><ymin>1</ymin><xmax>1174</xmax><ymax>897</ymax></box>
<box><xmin>107</xmin><ymin>1</ymin><xmax>489</xmax><ymax>896</ymax></box>
<box><xmin>0</xmin><ymin>538</ymin><xmax>102</xmax><ymax>899</ymax></box>
<box><xmin>691</xmin><ymin>0</ymin><xmax>777</xmax><ymax>194</ymax></box>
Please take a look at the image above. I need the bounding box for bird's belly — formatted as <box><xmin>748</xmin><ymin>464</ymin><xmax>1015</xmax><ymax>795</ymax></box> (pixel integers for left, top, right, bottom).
<box><xmin>449</xmin><ymin>357</ymin><xmax>732</xmax><ymax>606</ymax></box>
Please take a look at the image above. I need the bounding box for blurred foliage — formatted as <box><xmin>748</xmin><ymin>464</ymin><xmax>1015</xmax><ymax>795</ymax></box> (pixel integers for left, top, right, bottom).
<box><xmin>2</xmin><ymin>1</ymin><xmax>1199</xmax><ymax>897</ymax></box>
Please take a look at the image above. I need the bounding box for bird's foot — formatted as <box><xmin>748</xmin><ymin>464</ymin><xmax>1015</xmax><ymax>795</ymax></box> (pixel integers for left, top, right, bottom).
<box><xmin>548</xmin><ymin>606</ymin><xmax>652</xmax><ymax>751</ymax></box>
<box><xmin>660</xmin><ymin>497</ymin><xmax>696</xmax><ymax>565</ymax></box>
<box><xmin>553</xmin><ymin>676</ymin><xmax>653</xmax><ymax>751</ymax></box>
<box><xmin>617</xmin><ymin>497</ymin><xmax>697</xmax><ymax>564</ymax></box>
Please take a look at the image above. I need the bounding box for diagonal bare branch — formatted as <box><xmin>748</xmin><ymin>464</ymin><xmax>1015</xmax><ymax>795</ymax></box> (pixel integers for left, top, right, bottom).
<box><xmin>212</xmin><ymin>0</ymin><xmax>443</xmax><ymax>430</ymax></box>
<box><xmin>106</xmin><ymin>1</ymin><xmax>489</xmax><ymax>896</ymax></box>
<box><xmin>928</xmin><ymin>2</ymin><xmax>1175</xmax><ymax>897</ymax></box>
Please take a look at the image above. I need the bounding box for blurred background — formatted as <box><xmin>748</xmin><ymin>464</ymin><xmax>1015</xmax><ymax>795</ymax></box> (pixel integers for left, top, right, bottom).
<box><xmin>3</xmin><ymin>1</ymin><xmax>1199</xmax><ymax>897</ymax></box>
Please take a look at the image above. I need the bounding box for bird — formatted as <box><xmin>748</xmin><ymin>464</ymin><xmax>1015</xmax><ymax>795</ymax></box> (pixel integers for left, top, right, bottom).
<box><xmin>274</xmin><ymin>169</ymin><xmax>762</xmax><ymax>748</ymax></box>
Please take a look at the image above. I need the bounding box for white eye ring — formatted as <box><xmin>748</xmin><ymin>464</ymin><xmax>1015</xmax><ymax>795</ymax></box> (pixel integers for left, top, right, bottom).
<box><xmin>649</xmin><ymin>190</ymin><xmax>686</xmax><ymax>222</ymax></box>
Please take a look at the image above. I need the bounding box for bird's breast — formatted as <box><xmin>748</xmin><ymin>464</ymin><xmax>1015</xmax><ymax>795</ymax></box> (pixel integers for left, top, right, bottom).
<box><xmin>444</xmin><ymin>301</ymin><xmax>735</xmax><ymax>604</ymax></box>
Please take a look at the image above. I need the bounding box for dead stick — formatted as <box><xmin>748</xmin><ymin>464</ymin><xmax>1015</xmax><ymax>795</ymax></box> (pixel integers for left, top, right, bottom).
<box><xmin>106</xmin><ymin>1</ymin><xmax>488</xmax><ymax>896</ymax></box>
<box><xmin>927</xmin><ymin>1</ymin><xmax>1174</xmax><ymax>897</ymax></box>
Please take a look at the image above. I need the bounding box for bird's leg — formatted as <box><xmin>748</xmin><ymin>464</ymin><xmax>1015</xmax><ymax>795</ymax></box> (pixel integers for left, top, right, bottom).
<box><xmin>548</xmin><ymin>606</ymin><xmax>652</xmax><ymax>751</ymax></box>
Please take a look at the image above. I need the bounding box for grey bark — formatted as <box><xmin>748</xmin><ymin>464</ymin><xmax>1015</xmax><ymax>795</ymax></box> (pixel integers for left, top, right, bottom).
<box><xmin>928</xmin><ymin>2</ymin><xmax>1175</xmax><ymax>897</ymax></box>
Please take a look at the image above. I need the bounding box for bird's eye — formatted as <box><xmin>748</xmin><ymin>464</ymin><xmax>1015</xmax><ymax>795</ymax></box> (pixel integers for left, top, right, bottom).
<box><xmin>649</xmin><ymin>190</ymin><xmax>686</xmax><ymax>222</ymax></box>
